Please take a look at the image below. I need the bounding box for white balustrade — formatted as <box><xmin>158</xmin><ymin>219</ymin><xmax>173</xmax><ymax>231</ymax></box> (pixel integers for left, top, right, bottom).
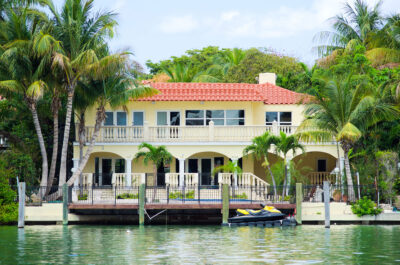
<box><xmin>219</xmin><ymin>172</ymin><xmax>269</xmax><ymax>189</ymax></box>
<box><xmin>112</xmin><ymin>173</ymin><xmax>126</xmax><ymax>187</ymax></box>
<box><xmin>80</xmin><ymin>125</ymin><xmax>301</xmax><ymax>143</ymax></box>
<box><xmin>166</xmin><ymin>173</ymin><xmax>199</xmax><ymax>186</ymax></box>
<box><xmin>81</xmin><ymin>173</ymin><xmax>93</xmax><ymax>186</ymax></box>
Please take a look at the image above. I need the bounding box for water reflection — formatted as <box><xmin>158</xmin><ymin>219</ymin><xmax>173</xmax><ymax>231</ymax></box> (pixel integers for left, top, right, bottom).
<box><xmin>0</xmin><ymin>225</ymin><xmax>400</xmax><ymax>264</ymax></box>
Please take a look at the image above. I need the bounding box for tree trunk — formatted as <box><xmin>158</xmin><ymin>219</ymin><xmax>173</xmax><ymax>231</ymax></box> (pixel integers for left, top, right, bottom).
<box><xmin>282</xmin><ymin>157</ymin><xmax>287</xmax><ymax>198</ymax></box>
<box><xmin>343</xmin><ymin>150</ymin><xmax>356</xmax><ymax>202</ymax></box>
<box><xmin>152</xmin><ymin>164</ymin><xmax>157</xmax><ymax>201</ymax></box>
<box><xmin>67</xmin><ymin>106</ymin><xmax>103</xmax><ymax>186</ymax></box>
<box><xmin>47</xmin><ymin>104</ymin><xmax>59</xmax><ymax>194</ymax></box>
<box><xmin>59</xmin><ymin>88</ymin><xmax>75</xmax><ymax>186</ymax></box>
<box><xmin>265</xmin><ymin>158</ymin><xmax>277</xmax><ymax>199</ymax></box>
<box><xmin>78</xmin><ymin>112</ymin><xmax>86</xmax><ymax>188</ymax></box>
<box><xmin>30</xmin><ymin>105</ymin><xmax>48</xmax><ymax>188</ymax></box>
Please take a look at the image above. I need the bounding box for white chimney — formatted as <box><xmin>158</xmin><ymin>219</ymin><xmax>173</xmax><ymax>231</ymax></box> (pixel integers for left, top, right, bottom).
<box><xmin>258</xmin><ymin>73</ymin><xmax>276</xmax><ymax>85</ymax></box>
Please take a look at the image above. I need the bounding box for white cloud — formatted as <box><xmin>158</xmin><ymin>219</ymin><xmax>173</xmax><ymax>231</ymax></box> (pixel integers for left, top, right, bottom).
<box><xmin>159</xmin><ymin>15</ymin><xmax>198</xmax><ymax>34</ymax></box>
<box><xmin>220</xmin><ymin>11</ymin><xmax>239</xmax><ymax>21</ymax></box>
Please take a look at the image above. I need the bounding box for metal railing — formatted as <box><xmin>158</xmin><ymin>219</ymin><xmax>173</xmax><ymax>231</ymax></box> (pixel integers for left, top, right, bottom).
<box><xmin>302</xmin><ymin>184</ymin><xmax>383</xmax><ymax>203</ymax></box>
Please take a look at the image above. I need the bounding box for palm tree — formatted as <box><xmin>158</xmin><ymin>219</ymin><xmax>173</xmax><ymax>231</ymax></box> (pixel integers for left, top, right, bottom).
<box><xmin>41</xmin><ymin>0</ymin><xmax>119</xmax><ymax>186</ymax></box>
<box><xmin>0</xmin><ymin>6</ymin><xmax>59</xmax><ymax>187</ymax></box>
<box><xmin>162</xmin><ymin>62</ymin><xmax>220</xmax><ymax>83</ymax></box>
<box><xmin>297</xmin><ymin>74</ymin><xmax>399</xmax><ymax>201</ymax></box>
<box><xmin>275</xmin><ymin>132</ymin><xmax>304</xmax><ymax>197</ymax></box>
<box><xmin>366</xmin><ymin>15</ymin><xmax>400</xmax><ymax>67</ymax></box>
<box><xmin>212</xmin><ymin>160</ymin><xmax>242</xmax><ymax>186</ymax></box>
<box><xmin>66</xmin><ymin>70</ymin><xmax>158</xmax><ymax>186</ymax></box>
<box><xmin>209</xmin><ymin>48</ymin><xmax>246</xmax><ymax>76</ymax></box>
<box><xmin>134</xmin><ymin>143</ymin><xmax>172</xmax><ymax>187</ymax></box>
<box><xmin>243</xmin><ymin>132</ymin><xmax>279</xmax><ymax>197</ymax></box>
<box><xmin>315</xmin><ymin>0</ymin><xmax>383</xmax><ymax>56</ymax></box>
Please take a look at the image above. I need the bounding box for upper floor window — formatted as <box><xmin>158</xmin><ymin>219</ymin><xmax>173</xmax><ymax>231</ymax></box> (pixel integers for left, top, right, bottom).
<box><xmin>133</xmin><ymin>111</ymin><xmax>144</xmax><ymax>126</ymax></box>
<box><xmin>116</xmin><ymin>112</ymin><xmax>127</xmax><ymax>126</ymax></box>
<box><xmin>104</xmin><ymin>111</ymin><xmax>127</xmax><ymax>126</ymax></box>
<box><xmin>157</xmin><ymin>111</ymin><xmax>180</xmax><ymax>126</ymax></box>
<box><xmin>185</xmin><ymin>110</ymin><xmax>245</xmax><ymax>126</ymax></box>
<box><xmin>104</xmin><ymin>111</ymin><xmax>114</xmax><ymax>126</ymax></box>
<box><xmin>265</xmin><ymin>112</ymin><xmax>292</xmax><ymax>125</ymax></box>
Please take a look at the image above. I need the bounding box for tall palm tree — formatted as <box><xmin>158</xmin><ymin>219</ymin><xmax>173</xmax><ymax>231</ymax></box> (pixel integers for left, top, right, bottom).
<box><xmin>366</xmin><ymin>15</ymin><xmax>400</xmax><ymax>66</ymax></box>
<box><xmin>41</xmin><ymin>0</ymin><xmax>118</xmax><ymax>186</ymax></box>
<box><xmin>315</xmin><ymin>0</ymin><xmax>383</xmax><ymax>56</ymax></box>
<box><xmin>243</xmin><ymin>132</ymin><xmax>279</xmax><ymax>197</ymax></box>
<box><xmin>0</xmin><ymin>6</ymin><xmax>59</xmax><ymax>187</ymax></box>
<box><xmin>134</xmin><ymin>142</ymin><xmax>172</xmax><ymax>187</ymax></box>
<box><xmin>297</xmin><ymin>74</ymin><xmax>398</xmax><ymax>201</ymax></box>
<box><xmin>66</xmin><ymin>70</ymin><xmax>157</xmax><ymax>186</ymax></box>
<box><xmin>275</xmin><ymin>132</ymin><xmax>304</xmax><ymax>197</ymax></box>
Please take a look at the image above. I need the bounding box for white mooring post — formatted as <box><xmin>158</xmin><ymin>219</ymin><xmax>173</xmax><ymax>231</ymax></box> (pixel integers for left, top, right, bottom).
<box><xmin>323</xmin><ymin>181</ymin><xmax>330</xmax><ymax>228</ymax></box>
<box><xmin>18</xmin><ymin>182</ymin><xmax>26</xmax><ymax>228</ymax></box>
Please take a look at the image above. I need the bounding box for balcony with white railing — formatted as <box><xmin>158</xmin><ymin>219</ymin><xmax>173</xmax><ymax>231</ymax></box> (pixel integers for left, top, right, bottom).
<box><xmin>78</xmin><ymin>121</ymin><xmax>299</xmax><ymax>143</ymax></box>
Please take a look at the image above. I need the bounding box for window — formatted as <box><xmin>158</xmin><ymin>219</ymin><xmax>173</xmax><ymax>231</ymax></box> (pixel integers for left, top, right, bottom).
<box><xmin>317</xmin><ymin>159</ymin><xmax>327</xmax><ymax>172</ymax></box>
<box><xmin>104</xmin><ymin>111</ymin><xmax>114</xmax><ymax>126</ymax></box>
<box><xmin>133</xmin><ymin>111</ymin><xmax>144</xmax><ymax>126</ymax></box>
<box><xmin>266</xmin><ymin>111</ymin><xmax>292</xmax><ymax>125</ymax></box>
<box><xmin>115</xmin><ymin>159</ymin><xmax>125</xmax><ymax>173</ymax></box>
<box><xmin>116</xmin><ymin>112</ymin><xmax>127</xmax><ymax>126</ymax></box>
<box><xmin>206</xmin><ymin>110</ymin><xmax>224</xmax><ymax>125</ymax></box>
<box><xmin>157</xmin><ymin>111</ymin><xmax>181</xmax><ymax>126</ymax></box>
<box><xmin>185</xmin><ymin>110</ymin><xmax>245</xmax><ymax>126</ymax></box>
<box><xmin>226</xmin><ymin>110</ymin><xmax>245</xmax><ymax>125</ymax></box>
<box><xmin>186</xmin><ymin>110</ymin><xmax>204</xmax><ymax>126</ymax></box>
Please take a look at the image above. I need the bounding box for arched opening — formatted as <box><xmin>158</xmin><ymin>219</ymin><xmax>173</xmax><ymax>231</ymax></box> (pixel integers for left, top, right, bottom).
<box><xmin>84</xmin><ymin>152</ymin><xmax>124</xmax><ymax>186</ymax></box>
<box><xmin>185</xmin><ymin>151</ymin><xmax>232</xmax><ymax>185</ymax></box>
<box><xmin>293</xmin><ymin>152</ymin><xmax>337</xmax><ymax>185</ymax></box>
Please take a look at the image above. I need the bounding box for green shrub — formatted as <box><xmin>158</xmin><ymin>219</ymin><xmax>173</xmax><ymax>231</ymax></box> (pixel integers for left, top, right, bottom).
<box><xmin>284</xmin><ymin>195</ymin><xmax>292</xmax><ymax>201</ymax></box>
<box><xmin>230</xmin><ymin>193</ymin><xmax>248</xmax><ymax>199</ymax></box>
<box><xmin>78</xmin><ymin>194</ymin><xmax>88</xmax><ymax>200</ymax></box>
<box><xmin>0</xmin><ymin>158</ymin><xmax>18</xmax><ymax>224</ymax></box>
<box><xmin>117</xmin><ymin>193</ymin><xmax>139</xmax><ymax>199</ymax></box>
<box><xmin>169</xmin><ymin>190</ymin><xmax>195</xmax><ymax>199</ymax></box>
<box><xmin>351</xmin><ymin>196</ymin><xmax>383</xmax><ymax>217</ymax></box>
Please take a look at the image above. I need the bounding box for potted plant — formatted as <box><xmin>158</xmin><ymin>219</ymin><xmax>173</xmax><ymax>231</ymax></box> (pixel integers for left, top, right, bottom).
<box><xmin>333</xmin><ymin>190</ymin><xmax>341</xmax><ymax>202</ymax></box>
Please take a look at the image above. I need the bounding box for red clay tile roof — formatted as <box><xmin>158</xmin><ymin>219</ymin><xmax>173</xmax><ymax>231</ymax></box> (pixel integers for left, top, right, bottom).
<box><xmin>136</xmin><ymin>82</ymin><xmax>307</xmax><ymax>104</ymax></box>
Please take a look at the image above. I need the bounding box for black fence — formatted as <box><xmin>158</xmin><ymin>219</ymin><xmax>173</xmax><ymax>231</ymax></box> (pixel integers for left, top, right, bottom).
<box><xmin>15</xmin><ymin>186</ymin><xmax>64</xmax><ymax>206</ymax></box>
<box><xmin>70</xmin><ymin>186</ymin><xmax>140</xmax><ymax>205</ymax></box>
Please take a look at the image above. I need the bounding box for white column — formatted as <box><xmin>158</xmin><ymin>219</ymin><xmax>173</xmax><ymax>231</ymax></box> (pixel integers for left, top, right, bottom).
<box><xmin>340</xmin><ymin>157</ymin><xmax>345</xmax><ymax>183</ymax></box>
<box><xmin>126</xmin><ymin>158</ymin><xmax>132</xmax><ymax>186</ymax></box>
<box><xmin>272</xmin><ymin>120</ymin><xmax>278</xmax><ymax>135</ymax></box>
<box><xmin>179</xmin><ymin>158</ymin><xmax>185</xmax><ymax>187</ymax></box>
<box><xmin>72</xmin><ymin>158</ymin><xmax>79</xmax><ymax>187</ymax></box>
<box><xmin>208</xmin><ymin>121</ymin><xmax>214</xmax><ymax>141</ymax></box>
<box><xmin>231</xmin><ymin>157</ymin><xmax>238</xmax><ymax>187</ymax></box>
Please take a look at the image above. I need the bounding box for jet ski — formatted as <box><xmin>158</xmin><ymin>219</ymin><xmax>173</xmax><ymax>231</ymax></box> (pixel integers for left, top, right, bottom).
<box><xmin>228</xmin><ymin>204</ymin><xmax>286</xmax><ymax>223</ymax></box>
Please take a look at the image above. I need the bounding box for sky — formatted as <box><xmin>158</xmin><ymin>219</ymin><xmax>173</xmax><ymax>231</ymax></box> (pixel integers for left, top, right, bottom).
<box><xmin>55</xmin><ymin>0</ymin><xmax>400</xmax><ymax>71</ymax></box>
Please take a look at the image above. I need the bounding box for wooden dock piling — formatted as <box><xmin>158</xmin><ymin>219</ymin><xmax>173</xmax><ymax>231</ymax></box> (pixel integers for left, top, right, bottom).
<box><xmin>222</xmin><ymin>184</ymin><xmax>229</xmax><ymax>225</ymax></box>
<box><xmin>323</xmin><ymin>181</ymin><xmax>330</xmax><ymax>228</ymax></box>
<box><xmin>18</xmin><ymin>182</ymin><xmax>25</xmax><ymax>228</ymax></box>
<box><xmin>63</xmin><ymin>184</ymin><xmax>68</xmax><ymax>225</ymax></box>
<box><xmin>296</xmin><ymin>183</ymin><xmax>302</xmax><ymax>225</ymax></box>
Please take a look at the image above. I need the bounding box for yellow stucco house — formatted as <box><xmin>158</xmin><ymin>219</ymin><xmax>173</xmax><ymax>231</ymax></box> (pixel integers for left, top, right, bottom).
<box><xmin>72</xmin><ymin>73</ymin><xmax>343</xmax><ymax>188</ymax></box>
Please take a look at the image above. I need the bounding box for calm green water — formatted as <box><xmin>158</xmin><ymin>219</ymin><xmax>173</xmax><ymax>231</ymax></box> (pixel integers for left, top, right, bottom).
<box><xmin>0</xmin><ymin>225</ymin><xmax>400</xmax><ymax>264</ymax></box>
